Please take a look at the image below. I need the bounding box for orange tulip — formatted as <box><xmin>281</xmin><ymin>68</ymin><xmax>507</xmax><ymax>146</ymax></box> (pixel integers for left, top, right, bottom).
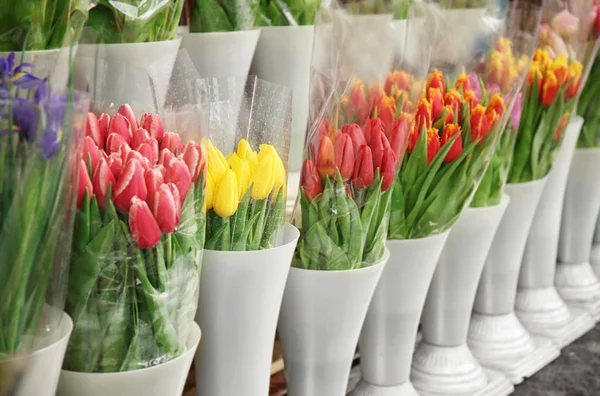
<box><xmin>463</xmin><ymin>90</ymin><xmax>478</xmax><ymax>110</ymax></box>
<box><xmin>427</xmin><ymin>127</ymin><xmax>441</xmax><ymax>165</ymax></box>
<box><xmin>377</xmin><ymin>95</ymin><xmax>397</xmax><ymax>134</ymax></box>
<box><xmin>550</xmin><ymin>55</ymin><xmax>569</xmax><ymax>85</ymax></box>
<box><xmin>487</xmin><ymin>94</ymin><xmax>505</xmax><ymax>119</ymax></box>
<box><xmin>316</xmin><ymin>135</ymin><xmax>336</xmax><ymax>178</ymax></box>
<box><xmin>441</xmin><ymin>124</ymin><xmax>462</xmax><ymax>163</ymax></box>
<box><xmin>427</xmin><ymin>69</ymin><xmax>445</xmax><ymax>94</ymax></box>
<box><xmin>541</xmin><ymin>69</ymin><xmax>559</xmax><ymax>106</ymax></box>
<box><xmin>444</xmin><ymin>89</ymin><xmax>462</xmax><ymax>123</ymax></box>
<box><xmin>415</xmin><ymin>98</ymin><xmax>432</xmax><ymax>135</ymax></box>
<box><xmin>455</xmin><ymin>73</ymin><xmax>471</xmax><ymax>92</ymax></box>
<box><xmin>470</xmin><ymin>105</ymin><xmax>491</xmax><ymax>143</ymax></box>
<box><xmin>427</xmin><ymin>88</ymin><xmax>444</xmax><ymax>121</ymax></box>
<box><xmin>566</xmin><ymin>61</ymin><xmax>583</xmax><ymax>99</ymax></box>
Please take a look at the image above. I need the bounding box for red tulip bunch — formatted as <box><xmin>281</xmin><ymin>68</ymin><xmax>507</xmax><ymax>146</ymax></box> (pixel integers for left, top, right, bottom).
<box><xmin>65</xmin><ymin>104</ymin><xmax>205</xmax><ymax>373</ymax></box>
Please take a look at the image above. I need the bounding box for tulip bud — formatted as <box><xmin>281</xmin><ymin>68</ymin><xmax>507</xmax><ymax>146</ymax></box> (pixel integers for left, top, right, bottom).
<box><xmin>566</xmin><ymin>61</ymin><xmax>583</xmax><ymax>99</ymax></box>
<box><xmin>114</xmin><ymin>158</ymin><xmax>147</xmax><ymax>212</ymax></box>
<box><xmin>463</xmin><ymin>90</ymin><xmax>478</xmax><ymax>110</ymax></box>
<box><xmin>427</xmin><ymin>88</ymin><xmax>444</xmax><ymax>121</ymax></box>
<box><xmin>334</xmin><ymin>133</ymin><xmax>354</xmax><ymax>181</ymax></box>
<box><xmin>138</xmin><ymin>139</ymin><xmax>159</xmax><ymax>166</ymax></box>
<box><xmin>441</xmin><ymin>124</ymin><xmax>462</xmax><ymax>163</ymax></box>
<box><xmin>377</xmin><ymin>95</ymin><xmax>397</xmax><ymax>134</ymax></box>
<box><xmin>205</xmin><ymin>171</ymin><xmax>215</xmax><ymax>211</ymax></box>
<box><xmin>353</xmin><ymin>145</ymin><xmax>375</xmax><ymax>189</ymax></box>
<box><xmin>207</xmin><ymin>141</ymin><xmax>230</xmax><ymax>182</ymax></box>
<box><xmin>553</xmin><ymin>112</ymin><xmax>570</xmax><ymax>141</ymax></box>
<box><xmin>301</xmin><ymin>159</ymin><xmax>322</xmax><ymax>202</ymax></box>
<box><xmin>227</xmin><ymin>153</ymin><xmax>251</xmax><ymax>199</ymax></box>
<box><xmin>527</xmin><ymin>61</ymin><xmax>544</xmax><ymax>88</ymax></box>
<box><xmin>380</xmin><ymin>148</ymin><xmax>397</xmax><ymax>191</ymax></box>
<box><xmin>441</xmin><ymin>105</ymin><xmax>454</xmax><ymax>125</ymax></box>
<box><xmin>129</xmin><ymin>197</ymin><xmax>162</xmax><ymax>249</ymax></box>
<box><xmin>161</xmin><ymin>132</ymin><xmax>183</xmax><ymax>154</ymax></box>
<box><xmin>364</xmin><ymin>118</ymin><xmax>386</xmax><ymax>146</ymax></box>
<box><xmin>444</xmin><ymin>89</ymin><xmax>462</xmax><ymax>123</ymax></box>
<box><xmin>470</xmin><ymin>105</ymin><xmax>491</xmax><ymax>143</ymax></box>
<box><xmin>407</xmin><ymin>122</ymin><xmax>418</xmax><ymax>152</ymax></box>
<box><xmin>92</xmin><ymin>157</ymin><xmax>116</xmax><ymax>208</ymax></box>
<box><xmin>126</xmin><ymin>150</ymin><xmax>150</xmax><ymax>170</ymax></box>
<box><xmin>131</xmin><ymin>127</ymin><xmax>151</xmax><ymax>149</ymax></box>
<box><xmin>144</xmin><ymin>167</ymin><xmax>165</xmax><ymax>210</ymax></box>
<box><xmin>427</xmin><ymin>128</ymin><xmax>441</xmax><ymax>165</ymax></box>
<box><xmin>342</xmin><ymin>124</ymin><xmax>366</xmax><ymax>156</ymax></box>
<box><xmin>77</xmin><ymin>159</ymin><xmax>93</xmax><ymax>208</ymax></box>
<box><xmin>541</xmin><ymin>69</ymin><xmax>559</xmax><ymax>106</ymax></box>
<box><xmin>140</xmin><ymin>113</ymin><xmax>164</xmax><ymax>140</ymax></box>
<box><xmin>165</xmin><ymin>157</ymin><xmax>193</xmax><ymax>203</ymax></box>
<box><xmin>106</xmin><ymin>132</ymin><xmax>129</xmax><ymax>155</ymax></box>
<box><xmin>214</xmin><ymin>169</ymin><xmax>240</xmax><ymax>217</ymax></box>
<box><xmin>107</xmin><ymin>154</ymin><xmax>123</xmax><ymax>180</ymax></box>
<box><xmin>119</xmin><ymin>142</ymin><xmax>131</xmax><ymax>160</ymax></box>
<box><xmin>427</xmin><ymin>69</ymin><xmax>445</xmax><ymax>94</ymax></box>
<box><xmin>370</xmin><ymin>126</ymin><xmax>392</xmax><ymax>170</ymax></box>
<box><xmin>153</xmin><ymin>183</ymin><xmax>181</xmax><ymax>233</ymax></box>
<box><xmin>415</xmin><ymin>98</ymin><xmax>432</xmax><ymax>136</ymax></box>
<box><xmin>118</xmin><ymin>104</ymin><xmax>139</xmax><ymax>131</ymax></box>
<box><xmin>83</xmin><ymin>136</ymin><xmax>101</xmax><ymax>173</ymax></box>
<box><xmin>316</xmin><ymin>135</ymin><xmax>336</xmax><ymax>178</ymax></box>
<box><xmin>236</xmin><ymin>138</ymin><xmax>254</xmax><ymax>160</ymax></box>
<box><xmin>108</xmin><ymin>113</ymin><xmax>132</xmax><ymax>145</ymax></box>
<box><xmin>251</xmin><ymin>150</ymin><xmax>276</xmax><ymax>200</ymax></box>
<box><xmin>390</xmin><ymin>113</ymin><xmax>411</xmax><ymax>163</ymax></box>
<box><xmin>259</xmin><ymin>144</ymin><xmax>286</xmax><ymax>197</ymax></box>
<box><xmin>455</xmin><ymin>73</ymin><xmax>471</xmax><ymax>92</ymax></box>
<box><xmin>550</xmin><ymin>55</ymin><xmax>569</xmax><ymax>85</ymax></box>
<box><xmin>367</xmin><ymin>84</ymin><xmax>385</xmax><ymax>113</ymax></box>
<box><xmin>487</xmin><ymin>94</ymin><xmax>505</xmax><ymax>119</ymax></box>
<box><xmin>158</xmin><ymin>148</ymin><xmax>175</xmax><ymax>167</ymax></box>
<box><xmin>86</xmin><ymin>113</ymin><xmax>105</xmax><ymax>150</ymax></box>
<box><xmin>98</xmin><ymin>113</ymin><xmax>111</xmax><ymax>142</ymax></box>
<box><xmin>386</xmin><ymin>71</ymin><xmax>412</xmax><ymax>94</ymax></box>
<box><xmin>346</xmin><ymin>80</ymin><xmax>370</xmax><ymax>125</ymax></box>
<box><xmin>182</xmin><ymin>141</ymin><xmax>206</xmax><ymax>182</ymax></box>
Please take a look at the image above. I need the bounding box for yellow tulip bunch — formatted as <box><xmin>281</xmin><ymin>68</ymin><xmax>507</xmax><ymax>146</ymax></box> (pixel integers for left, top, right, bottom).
<box><xmin>205</xmin><ymin>139</ymin><xmax>287</xmax><ymax>251</ymax></box>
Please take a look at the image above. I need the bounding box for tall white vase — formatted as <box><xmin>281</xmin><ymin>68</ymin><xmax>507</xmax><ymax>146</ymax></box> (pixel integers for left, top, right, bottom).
<box><xmin>349</xmin><ymin>233</ymin><xmax>450</xmax><ymax>396</ymax></box>
<box><xmin>181</xmin><ymin>30</ymin><xmax>260</xmax><ymax>80</ymax></box>
<box><xmin>73</xmin><ymin>38</ymin><xmax>181</xmax><ymax>115</ymax></box>
<box><xmin>0</xmin><ymin>48</ymin><xmax>76</xmax><ymax>90</ymax></box>
<box><xmin>516</xmin><ymin>117</ymin><xmax>594</xmax><ymax>347</ymax></box>
<box><xmin>556</xmin><ymin>148</ymin><xmax>600</xmax><ymax>321</ymax></box>
<box><xmin>250</xmin><ymin>26</ymin><xmax>314</xmax><ymax>173</ymax></box>
<box><xmin>468</xmin><ymin>178</ymin><xmax>559</xmax><ymax>384</ymax></box>
<box><xmin>279</xmin><ymin>250</ymin><xmax>389</xmax><ymax>396</ymax></box>
<box><xmin>411</xmin><ymin>196</ymin><xmax>512</xmax><ymax>396</ymax></box>
<box><xmin>195</xmin><ymin>223</ymin><xmax>299</xmax><ymax>396</ymax></box>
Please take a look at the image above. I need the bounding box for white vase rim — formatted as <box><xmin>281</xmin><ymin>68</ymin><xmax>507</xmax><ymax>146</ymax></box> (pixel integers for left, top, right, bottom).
<box><xmin>289</xmin><ymin>247</ymin><xmax>390</xmax><ymax>275</ymax></box>
<box><xmin>78</xmin><ymin>36</ymin><xmax>182</xmax><ymax>49</ymax></box>
<box><xmin>387</xmin><ymin>229</ymin><xmax>451</xmax><ymax>243</ymax></box>
<box><xmin>573</xmin><ymin>147</ymin><xmax>600</xmax><ymax>155</ymax></box>
<box><xmin>506</xmin><ymin>175</ymin><xmax>548</xmax><ymax>188</ymax></box>
<box><xmin>181</xmin><ymin>29</ymin><xmax>262</xmax><ymax>39</ymax></box>
<box><xmin>259</xmin><ymin>25</ymin><xmax>315</xmax><ymax>33</ymax></box>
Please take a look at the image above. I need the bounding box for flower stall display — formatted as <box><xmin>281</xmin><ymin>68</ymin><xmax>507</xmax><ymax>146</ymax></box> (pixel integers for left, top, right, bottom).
<box><xmin>0</xmin><ymin>52</ymin><xmax>89</xmax><ymax>395</ymax></box>
<box><xmin>516</xmin><ymin>0</ymin><xmax>600</xmax><ymax>348</ymax></box>
<box><xmin>193</xmin><ymin>76</ymin><xmax>298</xmax><ymax>396</ymax></box>
<box><xmin>58</xmin><ymin>105</ymin><xmax>203</xmax><ymax>396</ymax></box>
<box><xmin>470</xmin><ymin>1</ymin><xmax>594</xmax><ymax>382</ymax></box>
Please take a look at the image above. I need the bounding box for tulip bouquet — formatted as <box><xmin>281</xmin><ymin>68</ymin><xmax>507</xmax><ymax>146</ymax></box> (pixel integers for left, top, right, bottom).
<box><xmin>64</xmin><ymin>104</ymin><xmax>204</xmax><ymax>373</ymax></box>
<box><xmin>0</xmin><ymin>53</ymin><xmax>89</xmax><ymax>356</ymax></box>
<box><xmin>189</xmin><ymin>0</ymin><xmax>257</xmax><ymax>32</ymax></box>
<box><xmin>337</xmin><ymin>0</ymin><xmax>412</xmax><ymax>18</ymax></box>
<box><xmin>578</xmin><ymin>52</ymin><xmax>600</xmax><ymax>147</ymax></box>
<box><xmin>255</xmin><ymin>0</ymin><xmax>323</xmax><ymax>26</ymax></box>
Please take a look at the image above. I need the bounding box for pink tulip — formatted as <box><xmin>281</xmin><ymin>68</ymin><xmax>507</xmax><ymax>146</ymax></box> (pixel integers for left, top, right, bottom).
<box><xmin>158</xmin><ymin>148</ymin><xmax>175</xmax><ymax>167</ymax></box>
<box><xmin>107</xmin><ymin>154</ymin><xmax>123</xmax><ymax>180</ymax></box>
<box><xmin>114</xmin><ymin>158</ymin><xmax>147</xmax><ymax>212</ymax></box>
<box><xmin>129</xmin><ymin>197</ymin><xmax>162</xmax><ymax>249</ymax></box>
<box><xmin>97</xmin><ymin>113</ymin><xmax>111</xmax><ymax>143</ymax></box>
<box><xmin>182</xmin><ymin>141</ymin><xmax>205</xmax><ymax>182</ymax></box>
<box><xmin>108</xmin><ymin>113</ymin><xmax>133</xmax><ymax>145</ymax></box>
<box><xmin>144</xmin><ymin>167</ymin><xmax>165</xmax><ymax>209</ymax></box>
<box><xmin>140</xmin><ymin>113</ymin><xmax>164</xmax><ymax>140</ymax></box>
<box><xmin>468</xmin><ymin>73</ymin><xmax>482</xmax><ymax>101</ymax></box>
<box><xmin>131</xmin><ymin>127</ymin><xmax>151</xmax><ymax>150</ymax></box>
<box><xmin>126</xmin><ymin>150</ymin><xmax>150</xmax><ymax>170</ymax></box>
<box><xmin>161</xmin><ymin>132</ymin><xmax>183</xmax><ymax>154</ymax></box>
<box><xmin>153</xmin><ymin>183</ymin><xmax>181</xmax><ymax>233</ymax></box>
<box><xmin>83</xmin><ymin>136</ymin><xmax>101</xmax><ymax>173</ymax></box>
<box><xmin>118</xmin><ymin>104</ymin><xmax>139</xmax><ymax>131</ymax></box>
<box><xmin>165</xmin><ymin>157</ymin><xmax>192</xmax><ymax>202</ymax></box>
<box><xmin>106</xmin><ymin>133</ymin><xmax>129</xmax><ymax>155</ymax></box>
<box><xmin>551</xmin><ymin>10</ymin><xmax>579</xmax><ymax>37</ymax></box>
<box><xmin>93</xmin><ymin>157</ymin><xmax>116</xmax><ymax>208</ymax></box>
<box><xmin>77</xmin><ymin>159</ymin><xmax>93</xmax><ymax>208</ymax></box>
<box><xmin>86</xmin><ymin>113</ymin><xmax>104</xmax><ymax>150</ymax></box>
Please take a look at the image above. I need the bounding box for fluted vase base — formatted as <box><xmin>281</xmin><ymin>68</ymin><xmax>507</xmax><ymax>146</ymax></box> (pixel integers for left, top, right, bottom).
<box><xmin>467</xmin><ymin>312</ymin><xmax>559</xmax><ymax>384</ymax></box>
<box><xmin>515</xmin><ymin>286</ymin><xmax>594</xmax><ymax>348</ymax></box>
<box><xmin>410</xmin><ymin>343</ymin><xmax>513</xmax><ymax>396</ymax></box>
<box><xmin>348</xmin><ymin>374</ymin><xmax>419</xmax><ymax>396</ymax></box>
<box><xmin>555</xmin><ymin>262</ymin><xmax>600</xmax><ymax>322</ymax></box>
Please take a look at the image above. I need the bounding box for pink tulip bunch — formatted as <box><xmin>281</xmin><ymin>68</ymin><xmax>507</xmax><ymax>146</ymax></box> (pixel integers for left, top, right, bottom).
<box><xmin>78</xmin><ymin>104</ymin><xmax>206</xmax><ymax>248</ymax></box>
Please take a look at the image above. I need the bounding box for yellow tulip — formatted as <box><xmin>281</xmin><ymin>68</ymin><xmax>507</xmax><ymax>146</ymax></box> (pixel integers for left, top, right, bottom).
<box><xmin>237</xmin><ymin>139</ymin><xmax>253</xmax><ymax>159</ymax></box>
<box><xmin>251</xmin><ymin>150</ymin><xmax>275</xmax><ymax>200</ymax></box>
<box><xmin>207</xmin><ymin>141</ymin><xmax>229</xmax><ymax>182</ymax></box>
<box><xmin>247</xmin><ymin>150</ymin><xmax>259</xmax><ymax>173</ymax></box>
<box><xmin>213</xmin><ymin>169</ymin><xmax>239</xmax><ymax>217</ymax></box>
<box><xmin>259</xmin><ymin>144</ymin><xmax>286</xmax><ymax>197</ymax></box>
<box><xmin>204</xmin><ymin>171</ymin><xmax>215</xmax><ymax>212</ymax></box>
<box><xmin>227</xmin><ymin>153</ymin><xmax>251</xmax><ymax>199</ymax></box>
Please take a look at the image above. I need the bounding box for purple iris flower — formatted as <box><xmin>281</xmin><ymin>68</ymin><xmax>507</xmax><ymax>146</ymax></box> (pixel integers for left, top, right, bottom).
<box><xmin>12</xmin><ymin>98</ymin><xmax>38</xmax><ymax>143</ymax></box>
<box><xmin>38</xmin><ymin>91</ymin><xmax>67</xmax><ymax>160</ymax></box>
<box><xmin>0</xmin><ymin>52</ymin><xmax>41</xmax><ymax>90</ymax></box>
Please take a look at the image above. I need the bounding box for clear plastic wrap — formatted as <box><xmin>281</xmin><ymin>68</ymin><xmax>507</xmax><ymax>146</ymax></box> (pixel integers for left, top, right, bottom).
<box><xmin>85</xmin><ymin>0</ymin><xmax>184</xmax><ymax>43</ymax></box>
<box><xmin>189</xmin><ymin>0</ymin><xmax>258</xmax><ymax>31</ymax></box>
<box><xmin>387</xmin><ymin>0</ymin><xmax>532</xmax><ymax>238</ymax></box>
<box><xmin>255</xmin><ymin>0</ymin><xmax>324</xmax><ymax>26</ymax></box>
<box><xmin>0</xmin><ymin>50</ymin><xmax>89</xmax><ymax>362</ymax></box>
<box><xmin>337</xmin><ymin>0</ymin><xmax>412</xmax><ymax>18</ymax></box>
<box><xmin>63</xmin><ymin>51</ymin><xmax>205</xmax><ymax>373</ymax></box>
<box><xmin>509</xmin><ymin>0</ymin><xmax>597</xmax><ymax>183</ymax></box>
<box><xmin>199</xmin><ymin>76</ymin><xmax>292</xmax><ymax>251</ymax></box>
<box><xmin>577</xmin><ymin>4</ymin><xmax>600</xmax><ymax>147</ymax></box>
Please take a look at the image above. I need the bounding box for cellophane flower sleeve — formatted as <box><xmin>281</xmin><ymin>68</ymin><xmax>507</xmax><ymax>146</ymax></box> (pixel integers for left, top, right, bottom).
<box><xmin>254</xmin><ymin>0</ymin><xmax>325</xmax><ymax>26</ymax></box>
<box><xmin>189</xmin><ymin>0</ymin><xmax>258</xmax><ymax>32</ymax></box>
<box><xmin>470</xmin><ymin>1</ymin><xmax>543</xmax><ymax>207</ymax></box>
<box><xmin>63</xmin><ymin>51</ymin><xmax>205</xmax><ymax>373</ymax></box>
<box><xmin>577</xmin><ymin>4</ymin><xmax>600</xmax><ymax>148</ymax></box>
<box><xmin>388</xmin><ymin>0</ymin><xmax>534</xmax><ymax>239</ymax></box>
<box><xmin>337</xmin><ymin>0</ymin><xmax>413</xmax><ymax>18</ymax></box>
<box><xmin>509</xmin><ymin>0</ymin><xmax>598</xmax><ymax>182</ymax></box>
<box><xmin>293</xmin><ymin>2</ymin><xmax>422</xmax><ymax>270</ymax></box>
<box><xmin>199</xmin><ymin>76</ymin><xmax>292</xmax><ymax>251</ymax></box>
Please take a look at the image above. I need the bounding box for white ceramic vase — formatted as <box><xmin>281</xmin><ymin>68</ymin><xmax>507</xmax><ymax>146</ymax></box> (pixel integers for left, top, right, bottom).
<box><xmin>194</xmin><ymin>223</ymin><xmax>299</xmax><ymax>396</ymax></box>
<box><xmin>591</xmin><ymin>216</ymin><xmax>600</xmax><ymax>270</ymax></box>
<box><xmin>468</xmin><ymin>178</ymin><xmax>559</xmax><ymax>384</ymax></box>
<box><xmin>6</xmin><ymin>309</ymin><xmax>74</xmax><ymax>396</ymax></box>
<box><xmin>349</xmin><ymin>233</ymin><xmax>450</xmax><ymax>396</ymax></box>
<box><xmin>181</xmin><ymin>30</ymin><xmax>260</xmax><ymax>80</ymax></box>
<box><xmin>0</xmin><ymin>48</ymin><xmax>76</xmax><ymax>89</ymax></box>
<box><xmin>73</xmin><ymin>38</ymin><xmax>181</xmax><ymax>115</ymax></box>
<box><xmin>57</xmin><ymin>322</ymin><xmax>200</xmax><ymax>396</ymax></box>
<box><xmin>278</xmin><ymin>250</ymin><xmax>389</xmax><ymax>396</ymax></box>
<box><xmin>411</xmin><ymin>196</ymin><xmax>513</xmax><ymax>396</ymax></box>
<box><xmin>250</xmin><ymin>26</ymin><xmax>314</xmax><ymax>173</ymax></box>
<box><xmin>516</xmin><ymin>117</ymin><xmax>594</xmax><ymax>347</ymax></box>
<box><xmin>556</xmin><ymin>147</ymin><xmax>600</xmax><ymax>321</ymax></box>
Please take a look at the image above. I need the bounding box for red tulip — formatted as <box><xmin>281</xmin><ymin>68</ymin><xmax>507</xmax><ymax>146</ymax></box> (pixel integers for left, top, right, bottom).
<box><xmin>316</xmin><ymin>135</ymin><xmax>336</xmax><ymax>178</ymax></box>
<box><xmin>161</xmin><ymin>132</ymin><xmax>183</xmax><ymax>154</ymax></box>
<box><xmin>152</xmin><ymin>183</ymin><xmax>181</xmax><ymax>233</ymax></box>
<box><xmin>415</xmin><ymin>98</ymin><xmax>432</xmax><ymax>136</ymax></box>
<box><xmin>108</xmin><ymin>113</ymin><xmax>133</xmax><ymax>145</ymax></box>
<box><xmin>441</xmin><ymin>105</ymin><xmax>454</xmax><ymax>125</ymax></box>
<box><xmin>455</xmin><ymin>73</ymin><xmax>471</xmax><ymax>92</ymax></box>
<box><xmin>541</xmin><ymin>70</ymin><xmax>559</xmax><ymax>106</ymax></box>
<box><xmin>385</xmin><ymin>71</ymin><xmax>412</xmax><ymax>94</ymax></box>
<box><xmin>353</xmin><ymin>145</ymin><xmax>375</xmax><ymax>189</ymax></box>
<box><xmin>441</xmin><ymin>124</ymin><xmax>462</xmax><ymax>163</ymax></box>
<box><xmin>92</xmin><ymin>157</ymin><xmax>116</xmax><ymax>208</ymax></box>
<box><xmin>444</xmin><ymin>89</ymin><xmax>462</xmax><ymax>123</ymax></box>
<box><xmin>377</xmin><ymin>95</ymin><xmax>396</xmax><ymax>134</ymax></box>
<box><xmin>144</xmin><ymin>167</ymin><xmax>165</xmax><ymax>211</ymax></box>
<box><xmin>427</xmin><ymin>69</ymin><xmax>445</xmax><ymax>94</ymax></box>
<box><xmin>427</xmin><ymin>127</ymin><xmax>441</xmax><ymax>165</ymax></box>
<box><xmin>470</xmin><ymin>105</ymin><xmax>491</xmax><ymax>143</ymax></box>
<box><xmin>131</xmin><ymin>127</ymin><xmax>151</xmax><ymax>149</ymax></box>
<box><xmin>165</xmin><ymin>157</ymin><xmax>192</xmax><ymax>202</ymax></box>
<box><xmin>463</xmin><ymin>90</ymin><xmax>478</xmax><ymax>110</ymax></box>
<box><xmin>106</xmin><ymin>132</ymin><xmax>129</xmax><ymax>155</ymax></box>
<box><xmin>167</xmin><ymin>183</ymin><xmax>182</xmax><ymax>215</ymax></box>
<box><xmin>407</xmin><ymin>122</ymin><xmax>418</xmax><ymax>152</ymax></box>
<box><xmin>301</xmin><ymin>159</ymin><xmax>322</xmax><ymax>202</ymax></box>
<box><xmin>126</xmin><ymin>150</ymin><xmax>150</xmax><ymax>170</ymax></box>
<box><xmin>158</xmin><ymin>148</ymin><xmax>175</xmax><ymax>167</ymax></box>
<box><xmin>342</xmin><ymin>124</ymin><xmax>366</xmax><ymax>156</ymax></box>
<box><xmin>118</xmin><ymin>104</ymin><xmax>138</xmax><ymax>131</ymax></box>
<box><xmin>367</xmin><ymin>84</ymin><xmax>385</xmax><ymax>114</ymax></box>
<box><xmin>389</xmin><ymin>113</ymin><xmax>411</xmax><ymax>163</ymax></box>
<box><xmin>138</xmin><ymin>139</ymin><xmax>159</xmax><ymax>166</ymax></box>
<box><xmin>129</xmin><ymin>197</ymin><xmax>162</xmax><ymax>249</ymax></box>
<box><xmin>334</xmin><ymin>133</ymin><xmax>354</xmax><ymax>180</ymax></box>
<box><xmin>86</xmin><ymin>113</ymin><xmax>105</xmax><ymax>150</ymax></box>
<box><xmin>364</xmin><ymin>118</ymin><xmax>386</xmax><ymax>146</ymax></box>
<box><xmin>83</xmin><ymin>136</ymin><xmax>101</xmax><ymax>173</ymax></box>
<box><xmin>140</xmin><ymin>113</ymin><xmax>165</xmax><ymax>140</ymax></box>
<box><xmin>107</xmin><ymin>154</ymin><xmax>123</xmax><ymax>180</ymax></box>
<box><xmin>98</xmin><ymin>113</ymin><xmax>111</xmax><ymax>142</ymax></box>
<box><xmin>380</xmin><ymin>148</ymin><xmax>397</xmax><ymax>191</ymax></box>
<box><xmin>77</xmin><ymin>159</ymin><xmax>93</xmax><ymax>208</ymax></box>
<box><xmin>346</xmin><ymin>81</ymin><xmax>370</xmax><ymax>125</ymax></box>
<box><xmin>114</xmin><ymin>158</ymin><xmax>147</xmax><ymax>212</ymax></box>
<box><xmin>427</xmin><ymin>88</ymin><xmax>444</xmax><ymax>121</ymax></box>
<box><xmin>182</xmin><ymin>141</ymin><xmax>206</xmax><ymax>182</ymax></box>
<box><xmin>370</xmin><ymin>126</ymin><xmax>391</xmax><ymax>170</ymax></box>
